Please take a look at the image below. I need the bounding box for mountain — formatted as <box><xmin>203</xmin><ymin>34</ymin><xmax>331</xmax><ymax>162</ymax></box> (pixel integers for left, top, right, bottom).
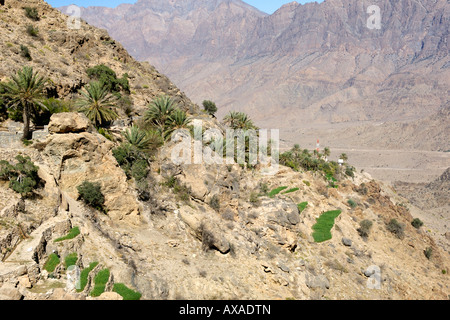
<box><xmin>0</xmin><ymin>0</ymin><xmax>197</xmax><ymax>116</ymax></box>
<box><xmin>0</xmin><ymin>0</ymin><xmax>449</xmax><ymax>301</ymax></box>
<box><xmin>61</xmin><ymin>0</ymin><xmax>450</xmax><ymax>152</ymax></box>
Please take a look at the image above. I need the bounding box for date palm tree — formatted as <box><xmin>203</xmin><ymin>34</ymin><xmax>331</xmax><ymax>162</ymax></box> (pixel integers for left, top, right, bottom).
<box><xmin>144</xmin><ymin>95</ymin><xmax>176</xmax><ymax>134</ymax></box>
<box><xmin>1</xmin><ymin>67</ymin><xmax>47</xmax><ymax>140</ymax></box>
<box><xmin>164</xmin><ymin>109</ymin><xmax>191</xmax><ymax>140</ymax></box>
<box><xmin>76</xmin><ymin>81</ymin><xmax>118</xmax><ymax>128</ymax></box>
<box><xmin>223</xmin><ymin>111</ymin><xmax>255</xmax><ymax>130</ymax></box>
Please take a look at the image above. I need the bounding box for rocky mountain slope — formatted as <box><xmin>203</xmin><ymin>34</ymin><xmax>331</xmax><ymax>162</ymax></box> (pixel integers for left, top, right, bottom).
<box><xmin>0</xmin><ymin>0</ymin><xmax>197</xmax><ymax>116</ymax></box>
<box><xmin>0</xmin><ymin>0</ymin><xmax>448</xmax><ymax>301</ymax></box>
<box><xmin>64</xmin><ymin>0</ymin><xmax>450</xmax><ymax>152</ymax></box>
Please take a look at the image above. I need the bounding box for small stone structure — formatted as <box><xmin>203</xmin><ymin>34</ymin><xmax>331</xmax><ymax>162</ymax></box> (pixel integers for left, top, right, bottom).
<box><xmin>0</xmin><ymin>121</ymin><xmax>49</xmax><ymax>148</ymax></box>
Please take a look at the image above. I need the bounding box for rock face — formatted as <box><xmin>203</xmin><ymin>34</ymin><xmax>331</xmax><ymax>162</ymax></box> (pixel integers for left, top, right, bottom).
<box><xmin>35</xmin><ymin>113</ymin><xmax>142</xmax><ymax>222</ymax></box>
<box><xmin>70</xmin><ymin>0</ymin><xmax>450</xmax><ymax>152</ymax></box>
<box><xmin>48</xmin><ymin>113</ymin><xmax>91</xmax><ymax>134</ymax></box>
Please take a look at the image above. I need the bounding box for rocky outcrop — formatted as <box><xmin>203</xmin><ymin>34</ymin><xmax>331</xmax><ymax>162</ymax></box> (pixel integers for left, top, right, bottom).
<box><xmin>34</xmin><ymin>113</ymin><xmax>142</xmax><ymax>223</ymax></box>
<box><xmin>48</xmin><ymin>113</ymin><xmax>92</xmax><ymax>134</ymax></box>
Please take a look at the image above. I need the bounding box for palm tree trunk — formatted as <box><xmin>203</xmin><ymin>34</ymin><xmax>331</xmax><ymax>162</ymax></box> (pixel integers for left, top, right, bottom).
<box><xmin>22</xmin><ymin>103</ymin><xmax>30</xmax><ymax>140</ymax></box>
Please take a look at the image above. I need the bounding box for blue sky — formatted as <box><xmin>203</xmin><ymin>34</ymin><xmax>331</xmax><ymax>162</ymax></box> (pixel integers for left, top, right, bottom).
<box><xmin>46</xmin><ymin>0</ymin><xmax>321</xmax><ymax>14</ymax></box>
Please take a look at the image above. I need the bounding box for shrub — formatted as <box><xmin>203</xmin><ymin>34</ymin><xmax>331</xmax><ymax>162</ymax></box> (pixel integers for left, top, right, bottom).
<box><xmin>424</xmin><ymin>247</ymin><xmax>433</xmax><ymax>260</ymax></box>
<box><xmin>33</xmin><ymin>98</ymin><xmax>71</xmax><ymax>126</ymax></box>
<box><xmin>86</xmin><ymin>64</ymin><xmax>129</xmax><ymax>94</ymax></box>
<box><xmin>345</xmin><ymin>166</ymin><xmax>355</xmax><ymax>178</ymax></box>
<box><xmin>209</xmin><ymin>194</ymin><xmax>220</xmax><ymax>212</ymax></box>
<box><xmin>259</xmin><ymin>182</ymin><xmax>269</xmax><ymax>195</ymax></box>
<box><xmin>90</xmin><ymin>268</ymin><xmax>110</xmax><ymax>297</ymax></box>
<box><xmin>43</xmin><ymin>253</ymin><xmax>60</xmax><ymax>273</ymax></box>
<box><xmin>249</xmin><ymin>192</ymin><xmax>260</xmax><ymax>206</ymax></box>
<box><xmin>202</xmin><ymin>100</ymin><xmax>217</xmax><ymax>116</ymax></box>
<box><xmin>24</xmin><ymin>7</ymin><xmax>39</xmax><ymax>21</ymax></box>
<box><xmin>113</xmin><ymin>283</ymin><xmax>142</xmax><ymax>300</ymax></box>
<box><xmin>411</xmin><ymin>218</ymin><xmax>424</xmax><ymax>229</ymax></box>
<box><xmin>0</xmin><ymin>155</ymin><xmax>40</xmax><ymax>197</ymax></box>
<box><xmin>20</xmin><ymin>44</ymin><xmax>32</xmax><ymax>61</ymax></box>
<box><xmin>162</xmin><ymin>176</ymin><xmax>191</xmax><ymax>204</ymax></box>
<box><xmin>77</xmin><ymin>181</ymin><xmax>105</xmax><ymax>212</ymax></box>
<box><xmin>357</xmin><ymin>219</ymin><xmax>373</xmax><ymax>239</ymax></box>
<box><xmin>347</xmin><ymin>199</ymin><xmax>357</xmax><ymax>209</ymax></box>
<box><xmin>54</xmin><ymin>227</ymin><xmax>80</xmax><ymax>243</ymax></box>
<box><xmin>387</xmin><ymin>219</ymin><xmax>405</xmax><ymax>239</ymax></box>
<box><xmin>26</xmin><ymin>25</ymin><xmax>39</xmax><ymax>37</ymax></box>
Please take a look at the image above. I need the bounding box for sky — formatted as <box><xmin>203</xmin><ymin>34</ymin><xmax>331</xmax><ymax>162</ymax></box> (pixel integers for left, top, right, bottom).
<box><xmin>46</xmin><ymin>0</ymin><xmax>321</xmax><ymax>14</ymax></box>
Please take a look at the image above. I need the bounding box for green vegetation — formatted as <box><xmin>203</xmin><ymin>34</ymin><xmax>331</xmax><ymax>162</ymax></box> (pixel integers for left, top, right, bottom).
<box><xmin>357</xmin><ymin>219</ymin><xmax>373</xmax><ymax>239</ymax></box>
<box><xmin>249</xmin><ymin>192</ymin><xmax>260</xmax><ymax>206</ymax></box>
<box><xmin>43</xmin><ymin>253</ymin><xmax>60</xmax><ymax>273</ymax></box>
<box><xmin>347</xmin><ymin>199</ymin><xmax>357</xmax><ymax>209</ymax></box>
<box><xmin>1</xmin><ymin>66</ymin><xmax>47</xmax><ymax>139</ymax></box>
<box><xmin>77</xmin><ymin>181</ymin><xmax>105</xmax><ymax>212</ymax></box>
<box><xmin>144</xmin><ymin>95</ymin><xmax>191</xmax><ymax>139</ymax></box>
<box><xmin>303</xmin><ymin>180</ymin><xmax>310</xmax><ymax>187</ymax></box>
<box><xmin>24</xmin><ymin>7</ymin><xmax>39</xmax><ymax>21</ymax></box>
<box><xmin>411</xmin><ymin>218</ymin><xmax>424</xmax><ymax>229</ymax></box>
<box><xmin>77</xmin><ymin>261</ymin><xmax>98</xmax><ymax>293</ymax></box>
<box><xmin>280</xmin><ymin>145</ymin><xmax>356</xmax><ymax>185</ymax></box>
<box><xmin>20</xmin><ymin>44</ymin><xmax>32</xmax><ymax>61</ymax></box>
<box><xmin>312</xmin><ymin>210</ymin><xmax>342</xmax><ymax>243</ymax></box>
<box><xmin>297</xmin><ymin>202</ymin><xmax>308</xmax><ymax>213</ymax></box>
<box><xmin>86</xmin><ymin>64</ymin><xmax>129</xmax><ymax>94</ymax></box>
<box><xmin>26</xmin><ymin>24</ymin><xmax>39</xmax><ymax>37</ymax></box>
<box><xmin>268</xmin><ymin>186</ymin><xmax>288</xmax><ymax>198</ymax></box>
<box><xmin>209</xmin><ymin>194</ymin><xmax>220</xmax><ymax>212</ymax></box>
<box><xmin>282</xmin><ymin>187</ymin><xmax>299</xmax><ymax>194</ymax></box>
<box><xmin>0</xmin><ymin>155</ymin><xmax>40</xmax><ymax>197</ymax></box>
<box><xmin>54</xmin><ymin>227</ymin><xmax>80</xmax><ymax>243</ymax></box>
<box><xmin>113</xmin><ymin>283</ymin><xmax>142</xmax><ymax>300</ymax></box>
<box><xmin>202</xmin><ymin>100</ymin><xmax>217</xmax><ymax>116</ymax></box>
<box><xmin>424</xmin><ymin>247</ymin><xmax>433</xmax><ymax>260</ymax></box>
<box><xmin>223</xmin><ymin>111</ymin><xmax>257</xmax><ymax>130</ymax></box>
<box><xmin>90</xmin><ymin>268</ymin><xmax>110</xmax><ymax>297</ymax></box>
<box><xmin>162</xmin><ymin>176</ymin><xmax>191</xmax><ymax>204</ymax></box>
<box><xmin>386</xmin><ymin>219</ymin><xmax>405</xmax><ymax>239</ymax></box>
<box><xmin>64</xmin><ymin>253</ymin><xmax>78</xmax><ymax>268</ymax></box>
<box><xmin>33</xmin><ymin>98</ymin><xmax>71</xmax><ymax>126</ymax></box>
<box><xmin>75</xmin><ymin>81</ymin><xmax>119</xmax><ymax>128</ymax></box>
<box><xmin>122</xmin><ymin>125</ymin><xmax>159</xmax><ymax>151</ymax></box>
<box><xmin>112</xmin><ymin>126</ymin><xmax>163</xmax><ymax>200</ymax></box>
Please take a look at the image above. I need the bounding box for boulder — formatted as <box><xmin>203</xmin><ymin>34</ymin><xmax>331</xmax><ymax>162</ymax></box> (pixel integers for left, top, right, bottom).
<box><xmin>0</xmin><ymin>283</ymin><xmax>23</xmax><ymax>300</ymax></box>
<box><xmin>342</xmin><ymin>238</ymin><xmax>353</xmax><ymax>247</ymax></box>
<box><xmin>97</xmin><ymin>292</ymin><xmax>123</xmax><ymax>300</ymax></box>
<box><xmin>305</xmin><ymin>275</ymin><xmax>330</xmax><ymax>290</ymax></box>
<box><xmin>48</xmin><ymin>112</ymin><xmax>91</xmax><ymax>134</ymax></box>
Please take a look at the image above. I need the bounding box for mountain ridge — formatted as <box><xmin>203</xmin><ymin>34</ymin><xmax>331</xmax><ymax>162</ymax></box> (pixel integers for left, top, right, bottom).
<box><xmin>64</xmin><ymin>0</ymin><xmax>449</xmax><ymax>153</ymax></box>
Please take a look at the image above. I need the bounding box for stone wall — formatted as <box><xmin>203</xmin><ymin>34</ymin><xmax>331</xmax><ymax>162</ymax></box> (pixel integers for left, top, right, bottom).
<box><xmin>0</xmin><ymin>121</ymin><xmax>49</xmax><ymax>148</ymax></box>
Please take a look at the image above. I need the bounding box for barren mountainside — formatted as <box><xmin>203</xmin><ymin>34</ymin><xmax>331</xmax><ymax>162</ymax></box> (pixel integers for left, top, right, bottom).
<box><xmin>66</xmin><ymin>0</ymin><xmax>450</xmax><ymax>151</ymax></box>
<box><xmin>0</xmin><ymin>0</ymin><xmax>448</xmax><ymax>302</ymax></box>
